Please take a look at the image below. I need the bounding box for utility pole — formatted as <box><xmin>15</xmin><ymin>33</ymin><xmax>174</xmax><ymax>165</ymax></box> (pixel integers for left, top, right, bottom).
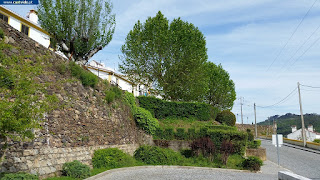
<box><xmin>240</xmin><ymin>97</ymin><xmax>243</xmax><ymax>124</ymax></box>
<box><xmin>254</xmin><ymin>103</ymin><xmax>257</xmax><ymax>138</ymax></box>
<box><xmin>297</xmin><ymin>82</ymin><xmax>306</xmax><ymax>147</ymax></box>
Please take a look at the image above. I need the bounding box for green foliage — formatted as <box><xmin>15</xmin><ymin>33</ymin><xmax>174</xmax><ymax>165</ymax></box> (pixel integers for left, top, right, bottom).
<box><xmin>38</xmin><ymin>0</ymin><xmax>115</xmax><ymax>64</ymax></box>
<box><xmin>205</xmin><ymin>62</ymin><xmax>236</xmax><ymax>110</ymax></box>
<box><xmin>137</xmin><ymin>96</ymin><xmax>217</xmax><ymax>121</ymax></box>
<box><xmin>246</xmin><ymin>129</ymin><xmax>254</xmax><ymax>142</ymax></box>
<box><xmin>216</xmin><ymin>110</ymin><xmax>236</xmax><ymax>126</ymax></box>
<box><xmin>69</xmin><ymin>62</ymin><xmax>98</xmax><ymax>88</ymax></box>
<box><xmin>122</xmin><ymin>92</ymin><xmax>159</xmax><ymax>135</ymax></box>
<box><xmin>242</xmin><ymin>156</ymin><xmax>263</xmax><ymax>171</ymax></box>
<box><xmin>226</xmin><ymin>154</ymin><xmax>245</xmax><ymax>169</ymax></box>
<box><xmin>120</xmin><ymin>11</ymin><xmax>208</xmax><ymax>102</ymax></box>
<box><xmin>175</xmin><ymin>128</ymin><xmax>187</xmax><ymax>140</ymax></box>
<box><xmin>0</xmin><ymin>28</ymin><xmax>4</xmax><ymax>39</ymax></box>
<box><xmin>313</xmin><ymin>139</ymin><xmax>320</xmax><ymax>143</ymax></box>
<box><xmin>110</xmin><ymin>86</ymin><xmax>122</xmax><ymax>99</ymax></box>
<box><xmin>62</xmin><ymin>160</ymin><xmax>90</xmax><ymax>179</ymax></box>
<box><xmin>105</xmin><ymin>90</ymin><xmax>115</xmax><ymax>103</ymax></box>
<box><xmin>0</xmin><ymin>172</ymin><xmax>39</xmax><ymax>180</ymax></box>
<box><xmin>92</xmin><ymin>148</ymin><xmax>136</xmax><ymax>169</ymax></box>
<box><xmin>0</xmin><ymin>66</ymin><xmax>14</xmax><ymax>89</ymax></box>
<box><xmin>248</xmin><ymin>139</ymin><xmax>261</xmax><ymax>149</ymax></box>
<box><xmin>0</xmin><ymin>42</ymin><xmax>58</xmax><ymax>142</ymax></box>
<box><xmin>134</xmin><ymin>145</ymin><xmax>184</xmax><ymax>165</ymax></box>
<box><xmin>123</xmin><ymin>91</ymin><xmax>137</xmax><ymax>113</ymax></box>
<box><xmin>134</xmin><ymin>107</ymin><xmax>159</xmax><ymax>135</ymax></box>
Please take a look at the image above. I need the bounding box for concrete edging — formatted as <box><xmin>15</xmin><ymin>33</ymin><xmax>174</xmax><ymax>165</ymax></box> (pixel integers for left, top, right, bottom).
<box><xmin>278</xmin><ymin>171</ymin><xmax>311</xmax><ymax>180</ymax></box>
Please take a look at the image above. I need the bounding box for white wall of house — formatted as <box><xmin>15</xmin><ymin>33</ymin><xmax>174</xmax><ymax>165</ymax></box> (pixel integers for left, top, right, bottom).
<box><xmin>0</xmin><ymin>6</ymin><xmax>51</xmax><ymax>48</ymax></box>
<box><xmin>287</xmin><ymin>129</ymin><xmax>320</xmax><ymax>142</ymax></box>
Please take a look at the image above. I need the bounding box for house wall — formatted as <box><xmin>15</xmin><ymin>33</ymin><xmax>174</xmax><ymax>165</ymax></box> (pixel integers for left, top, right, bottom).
<box><xmin>287</xmin><ymin>129</ymin><xmax>319</xmax><ymax>142</ymax></box>
<box><xmin>29</xmin><ymin>27</ymin><xmax>50</xmax><ymax>48</ymax></box>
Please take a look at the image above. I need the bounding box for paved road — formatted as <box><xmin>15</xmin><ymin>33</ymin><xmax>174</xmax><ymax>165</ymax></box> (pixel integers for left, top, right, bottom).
<box><xmin>260</xmin><ymin>139</ymin><xmax>320</xmax><ymax>180</ymax></box>
<box><xmin>87</xmin><ymin>161</ymin><xmax>287</xmax><ymax>180</ymax></box>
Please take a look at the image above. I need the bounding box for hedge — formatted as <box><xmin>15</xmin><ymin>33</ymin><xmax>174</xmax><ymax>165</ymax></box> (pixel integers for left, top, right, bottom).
<box><xmin>154</xmin><ymin>127</ymin><xmax>247</xmax><ymax>155</ymax></box>
<box><xmin>137</xmin><ymin>96</ymin><xmax>218</xmax><ymax>121</ymax></box>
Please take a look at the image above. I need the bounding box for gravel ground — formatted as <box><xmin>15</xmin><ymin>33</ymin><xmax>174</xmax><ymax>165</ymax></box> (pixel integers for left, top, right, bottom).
<box><xmin>86</xmin><ymin>161</ymin><xmax>287</xmax><ymax>180</ymax></box>
<box><xmin>261</xmin><ymin>139</ymin><xmax>320</xmax><ymax>180</ymax></box>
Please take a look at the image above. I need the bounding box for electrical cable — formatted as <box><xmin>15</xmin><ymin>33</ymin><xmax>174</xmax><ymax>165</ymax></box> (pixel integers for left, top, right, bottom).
<box><xmin>257</xmin><ymin>87</ymin><xmax>298</xmax><ymax>108</ymax></box>
<box><xmin>266</xmin><ymin>0</ymin><xmax>318</xmax><ymax>72</ymax></box>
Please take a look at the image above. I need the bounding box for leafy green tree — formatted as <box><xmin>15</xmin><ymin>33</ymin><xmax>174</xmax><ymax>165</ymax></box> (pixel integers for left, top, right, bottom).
<box><xmin>120</xmin><ymin>11</ymin><xmax>208</xmax><ymax>102</ymax></box>
<box><xmin>205</xmin><ymin>62</ymin><xmax>236</xmax><ymax>110</ymax></box>
<box><xmin>38</xmin><ymin>0</ymin><xmax>115</xmax><ymax>64</ymax></box>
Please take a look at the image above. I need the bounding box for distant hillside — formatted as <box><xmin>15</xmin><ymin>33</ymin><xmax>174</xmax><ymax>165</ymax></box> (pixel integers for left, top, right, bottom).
<box><xmin>258</xmin><ymin>113</ymin><xmax>320</xmax><ymax>136</ymax></box>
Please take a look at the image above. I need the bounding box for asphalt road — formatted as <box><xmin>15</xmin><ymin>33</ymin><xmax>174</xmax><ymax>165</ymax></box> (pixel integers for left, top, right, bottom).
<box><xmin>87</xmin><ymin>165</ymin><xmax>281</xmax><ymax>180</ymax></box>
<box><xmin>260</xmin><ymin>139</ymin><xmax>320</xmax><ymax>180</ymax></box>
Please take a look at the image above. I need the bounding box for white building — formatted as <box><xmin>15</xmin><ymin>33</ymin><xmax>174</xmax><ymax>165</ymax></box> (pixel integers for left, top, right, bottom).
<box><xmin>287</xmin><ymin>125</ymin><xmax>320</xmax><ymax>142</ymax></box>
<box><xmin>87</xmin><ymin>60</ymin><xmax>149</xmax><ymax>97</ymax></box>
<box><xmin>0</xmin><ymin>6</ymin><xmax>50</xmax><ymax>48</ymax></box>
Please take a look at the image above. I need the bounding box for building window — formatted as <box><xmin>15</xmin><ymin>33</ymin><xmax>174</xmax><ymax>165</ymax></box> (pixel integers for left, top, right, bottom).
<box><xmin>0</xmin><ymin>13</ymin><xmax>8</xmax><ymax>23</ymax></box>
<box><xmin>21</xmin><ymin>24</ymin><xmax>29</xmax><ymax>36</ymax></box>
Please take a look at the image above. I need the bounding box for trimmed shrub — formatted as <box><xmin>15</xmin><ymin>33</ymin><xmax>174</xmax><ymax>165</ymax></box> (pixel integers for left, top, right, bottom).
<box><xmin>191</xmin><ymin>137</ymin><xmax>215</xmax><ymax>157</ymax></box>
<box><xmin>242</xmin><ymin>156</ymin><xmax>263</xmax><ymax>171</ymax></box>
<box><xmin>134</xmin><ymin>107</ymin><xmax>159</xmax><ymax>135</ymax></box>
<box><xmin>207</xmin><ymin>129</ymin><xmax>247</xmax><ymax>155</ymax></box>
<box><xmin>62</xmin><ymin>160</ymin><xmax>90</xmax><ymax>179</ymax></box>
<box><xmin>175</xmin><ymin>128</ymin><xmax>187</xmax><ymax>140</ymax></box>
<box><xmin>246</xmin><ymin>129</ymin><xmax>254</xmax><ymax>141</ymax></box>
<box><xmin>0</xmin><ymin>172</ymin><xmax>38</xmax><ymax>180</ymax></box>
<box><xmin>92</xmin><ymin>148</ymin><xmax>136</xmax><ymax>169</ymax></box>
<box><xmin>187</xmin><ymin>128</ymin><xmax>196</xmax><ymax>139</ymax></box>
<box><xmin>137</xmin><ymin>96</ymin><xmax>218</xmax><ymax>121</ymax></box>
<box><xmin>123</xmin><ymin>91</ymin><xmax>137</xmax><ymax>114</ymax></box>
<box><xmin>313</xmin><ymin>139</ymin><xmax>320</xmax><ymax>143</ymax></box>
<box><xmin>134</xmin><ymin>145</ymin><xmax>184</xmax><ymax>165</ymax></box>
<box><xmin>215</xmin><ymin>110</ymin><xmax>236</xmax><ymax>126</ymax></box>
<box><xmin>248</xmin><ymin>139</ymin><xmax>261</xmax><ymax>149</ymax></box>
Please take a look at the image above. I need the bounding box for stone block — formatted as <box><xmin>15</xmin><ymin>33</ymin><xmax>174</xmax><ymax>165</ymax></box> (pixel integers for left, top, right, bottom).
<box><xmin>245</xmin><ymin>147</ymin><xmax>266</xmax><ymax>161</ymax></box>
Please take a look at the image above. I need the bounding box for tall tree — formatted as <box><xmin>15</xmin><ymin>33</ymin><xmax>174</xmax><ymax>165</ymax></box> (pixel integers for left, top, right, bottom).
<box><xmin>205</xmin><ymin>62</ymin><xmax>236</xmax><ymax>110</ymax></box>
<box><xmin>120</xmin><ymin>11</ymin><xmax>208</xmax><ymax>102</ymax></box>
<box><xmin>38</xmin><ymin>0</ymin><xmax>115</xmax><ymax>64</ymax></box>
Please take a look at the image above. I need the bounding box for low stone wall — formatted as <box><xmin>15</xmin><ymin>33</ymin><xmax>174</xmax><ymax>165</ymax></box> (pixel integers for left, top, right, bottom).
<box><xmin>153</xmin><ymin>140</ymin><xmax>191</xmax><ymax>152</ymax></box>
<box><xmin>1</xmin><ymin>144</ymin><xmax>139</xmax><ymax>179</ymax></box>
<box><xmin>245</xmin><ymin>148</ymin><xmax>266</xmax><ymax>161</ymax></box>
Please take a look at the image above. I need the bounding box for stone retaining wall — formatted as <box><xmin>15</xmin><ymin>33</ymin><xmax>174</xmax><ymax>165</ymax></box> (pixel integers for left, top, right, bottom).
<box><xmin>2</xmin><ymin>144</ymin><xmax>145</xmax><ymax>179</ymax></box>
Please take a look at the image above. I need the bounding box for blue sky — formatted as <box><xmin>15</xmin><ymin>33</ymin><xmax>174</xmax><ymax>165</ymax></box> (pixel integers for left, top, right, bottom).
<box><xmin>4</xmin><ymin>0</ymin><xmax>320</xmax><ymax>124</ymax></box>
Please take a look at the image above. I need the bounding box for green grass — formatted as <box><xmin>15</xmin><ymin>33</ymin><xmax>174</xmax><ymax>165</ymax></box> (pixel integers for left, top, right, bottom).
<box><xmin>159</xmin><ymin>117</ymin><xmax>215</xmax><ymax>130</ymax></box>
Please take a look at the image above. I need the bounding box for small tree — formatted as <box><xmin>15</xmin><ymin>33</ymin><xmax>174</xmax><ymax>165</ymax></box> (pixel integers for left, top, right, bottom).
<box><xmin>220</xmin><ymin>139</ymin><xmax>234</xmax><ymax>165</ymax></box>
<box><xmin>38</xmin><ymin>0</ymin><xmax>116</xmax><ymax>64</ymax></box>
<box><xmin>191</xmin><ymin>137</ymin><xmax>215</xmax><ymax>159</ymax></box>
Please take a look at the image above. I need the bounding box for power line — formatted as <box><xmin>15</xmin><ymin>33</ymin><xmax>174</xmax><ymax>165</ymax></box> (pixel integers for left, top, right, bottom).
<box><xmin>257</xmin><ymin>87</ymin><xmax>298</xmax><ymax>108</ymax></box>
<box><xmin>301</xmin><ymin>84</ymin><xmax>320</xmax><ymax>88</ymax></box>
<box><xmin>266</xmin><ymin>0</ymin><xmax>318</xmax><ymax>72</ymax></box>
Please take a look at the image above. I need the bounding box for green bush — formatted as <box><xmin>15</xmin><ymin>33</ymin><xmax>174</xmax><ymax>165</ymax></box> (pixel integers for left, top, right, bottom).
<box><xmin>175</xmin><ymin>128</ymin><xmax>187</xmax><ymax>140</ymax></box>
<box><xmin>137</xmin><ymin>96</ymin><xmax>218</xmax><ymax>121</ymax></box>
<box><xmin>207</xmin><ymin>129</ymin><xmax>248</xmax><ymax>155</ymax></box>
<box><xmin>0</xmin><ymin>66</ymin><xmax>14</xmax><ymax>89</ymax></box>
<box><xmin>154</xmin><ymin>127</ymin><xmax>174</xmax><ymax>140</ymax></box>
<box><xmin>105</xmin><ymin>90</ymin><xmax>115</xmax><ymax>103</ymax></box>
<box><xmin>0</xmin><ymin>172</ymin><xmax>38</xmax><ymax>180</ymax></box>
<box><xmin>215</xmin><ymin>110</ymin><xmax>236</xmax><ymax>126</ymax></box>
<box><xmin>62</xmin><ymin>160</ymin><xmax>90</xmax><ymax>179</ymax></box>
<box><xmin>110</xmin><ymin>86</ymin><xmax>122</xmax><ymax>99</ymax></box>
<box><xmin>134</xmin><ymin>145</ymin><xmax>184</xmax><ymax>165</ymax></box>
<box><xmin>313</xmin><ymin>139</ymin><xmax>320</xmax><ymax>143</ymax></box>
<box><xmin>134</xmin><ymin>107</ymin><xmax>159</xmax><ymax>135</ymax></box>
<box><xmin>92</xmin><ymin>148</ymin><xmax>136</xmax><ymax>169</ymax></box>
<box><xmin>123</xmin><ymin>91</ymin><xmax>137</xmax><ymax>113</ymax></box>
<box><xmin>69</xmin><ymin>62</ymin><xmax>98</xmax><ymax>88</ymax></box>
<box><xmin>0</xmin><ymin>28</ymin><xmax>4</xmax><ymax>39</ymax></box>
<box><xmin>248</xmin><ymin>139</ymin><xmax>261</xmax><ymax>149</ymax></box>
<box><xmin>246</xmin><ymin>129</ymin><xmax>254</xmax><ymax>142</ymax></box>
<box><xmin>242</xmin><ymin>156</ymin><xmax>263</xmax><ymax>171</ymax></box>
